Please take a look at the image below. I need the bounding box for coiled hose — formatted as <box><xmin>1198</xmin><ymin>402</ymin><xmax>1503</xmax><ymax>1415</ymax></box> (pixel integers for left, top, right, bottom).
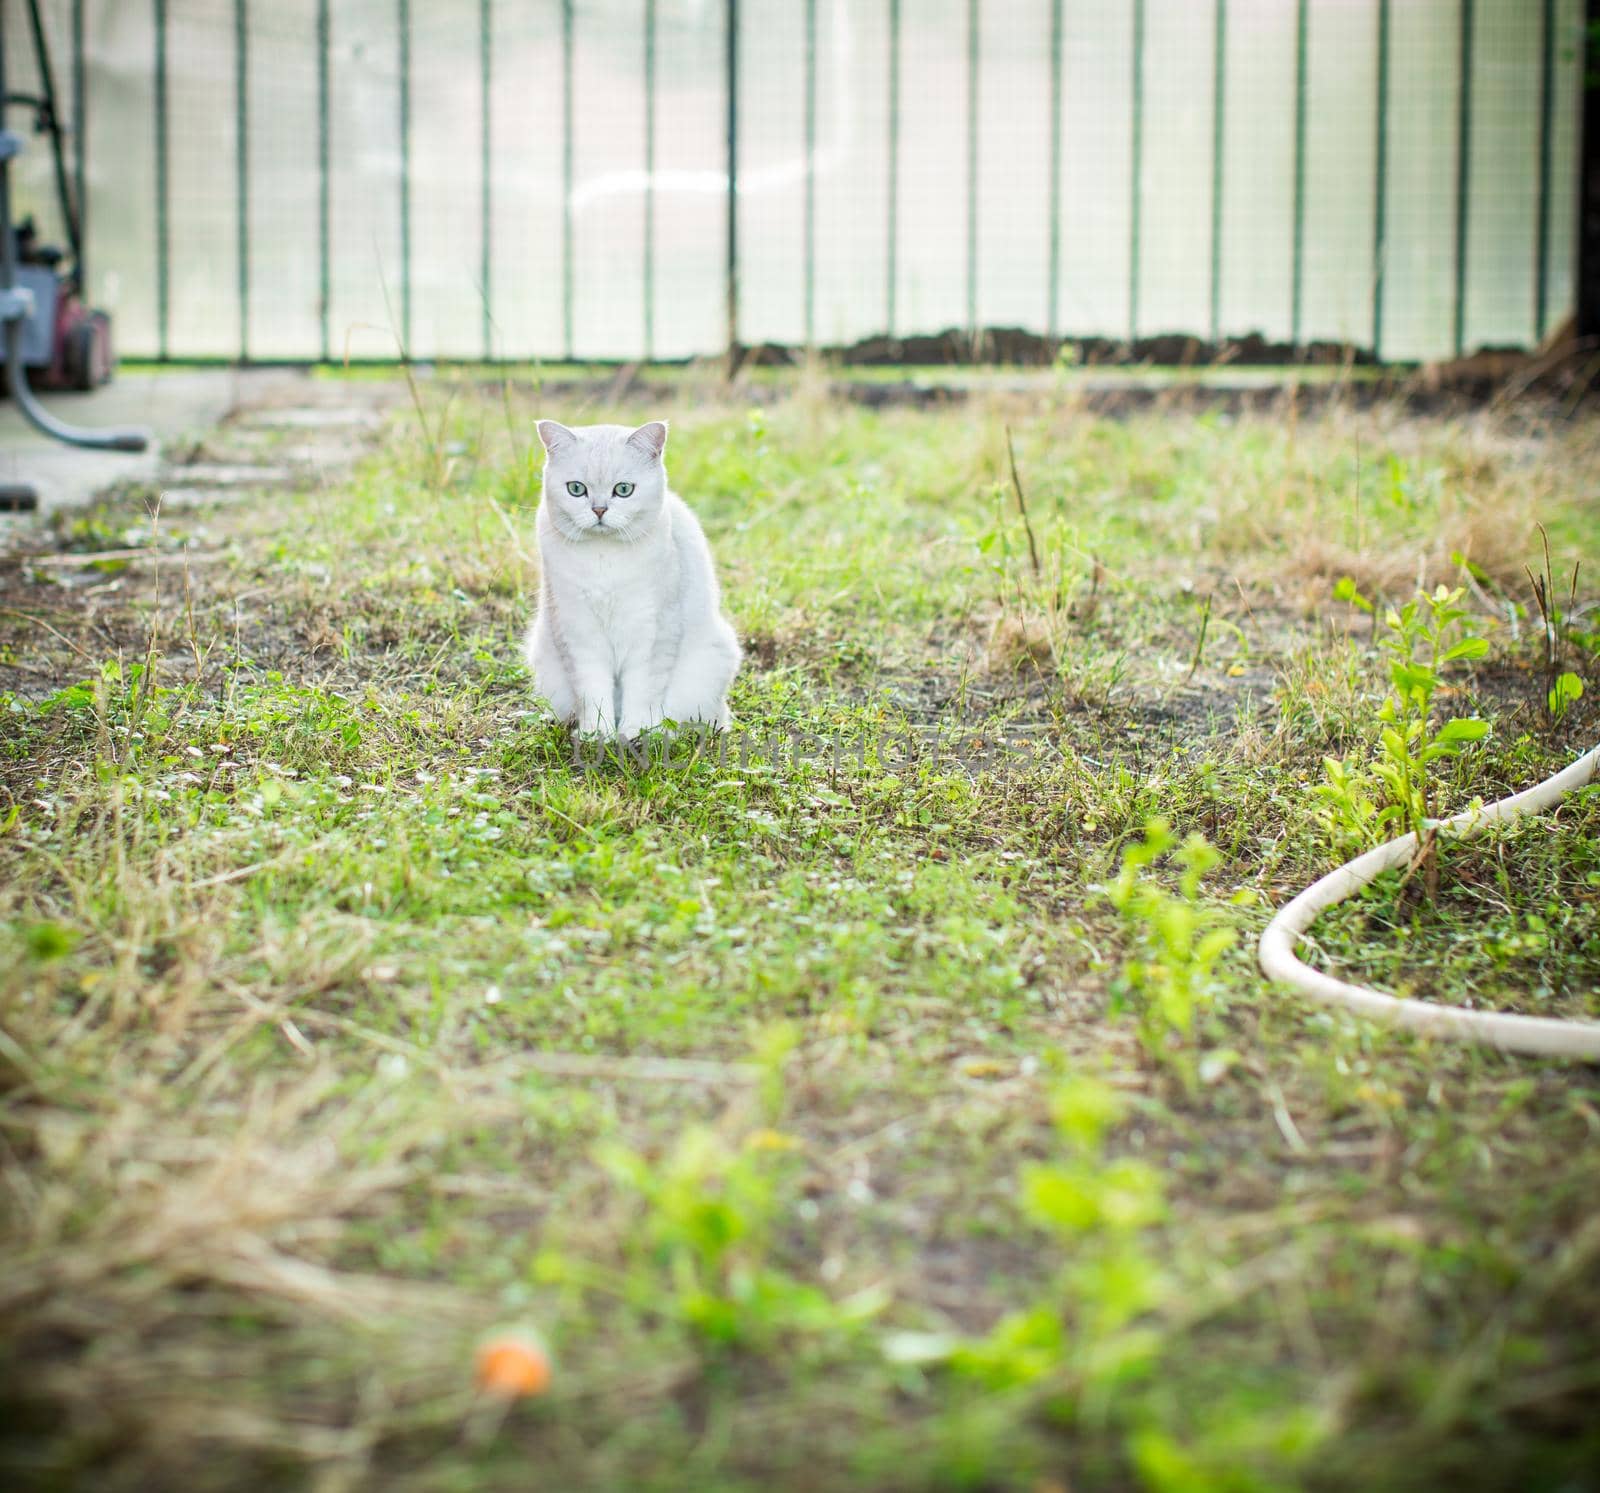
<box><xmin>1259</xmin><ymin>743</ymin><xmax>1600</xmax><ymax>1059</ymax></box>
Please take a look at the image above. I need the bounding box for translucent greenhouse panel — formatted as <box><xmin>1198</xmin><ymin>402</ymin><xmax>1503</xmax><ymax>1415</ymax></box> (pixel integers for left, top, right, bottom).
<box><xmin>737</xmin><ymin>0</ymin><xmax>807</xmax><ymax>348</ymax></box>
<box><xmin>976</xmin><ymin>0</ymin><xmax>1052</xmax><ymax>338</ymax></box>
<box><xmin>33</xmin><ymin>0</ymin><xmax>1585</xmax><ymax>365</ymax></box>
<box><xmin>890</xmin><ymin>0</ymin><xmax>963</xmax><ymax>339</ymax></box>
<box><xmin>0</xmin><ymin>6</ymin><xmax>43</xmax><ymax>214</ymax></box>
<box><xmin>896</xmin><ymin>0</ymin><xmax>970</xmax><ymax>341</ymax></box>
<box><xmin>1380</xmin><ymin>0</ymin><xmax>1460</xmax><ymax>362</ymax></box>
<box><xmin>1135</xmin><ymin>0</ymin><xmax>1217</xmax><ymax>341</ymax></box>
<box><xmin>485</xmin><ymin>6</ymin><xmax>564</xmax><ymax>362</ymax></box>
<box><xmin>812</xmin><ymin>0</ymin><xmax>889</xmax><ymax>349</ymax></box>
<box><xmin>326</xmin><ymin>0</ymin><xmax>403</xmax><ymax>361</ymax></box>
<box><xmin>1216</xmin><ymin>0</ymin><xmax>1296</xmax><ymax>344</ymax></box>
<box><xmin>570</xmin><ymin>0</ymin><xmax>646</xmax><ymax>360</ymax></box>
<box><xmin>83</xmin><ymin>0</ymin><xmax>157</xmax><ymax>357</ymax></box>
<box><xmin>164</xmin><ymin>0</ymin><xmax>240</xmax><ymax>358</ymax></box>
<box><xmin>243</xmin><ymin>0</ymin><xmax>322</xmax><ymax>361</ymax></box>
<box><xmin>2</xmin><ymin>1</ymin><xmax>72</xmax><ymax>256</ymax></box>
<box><xmin>1542</xmin><ymin>0</ymin><xmax>1582</xmax><ymax>339</ymax></box>
<box><xmin>1300</xmin><ymin>0</ymin><xmax>1380</xmax><ymax>350</ymax></box>
<box><xmin>1462</xmin><ymin>0</ymin><xmax>1540</xmax><ymax>351</ymax></box>
<box><xmin>409</xmin><ymin>1</ymin><xmax>488</xmax><ymax>360</ymax></box>
<box><xmin>651</xmin><ymin>0</ymin><xmax>725</xmax><ymax>361</ymax></box>
<box><xmin>1057</xmin><ymin>2</ymin><xmax>1133</xmax><ymax>340</ymax></box>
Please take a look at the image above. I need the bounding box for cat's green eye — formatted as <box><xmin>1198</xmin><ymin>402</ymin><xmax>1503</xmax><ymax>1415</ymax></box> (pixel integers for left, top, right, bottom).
<box><xmin>612</xmin><ymin>482</ymin><xmax>634</xmax><ymax>498</ymax></box>
<box><xmin>566</xmin><ymin>480</ymin><xmax>587</xmax><ymax>497</ymax></box>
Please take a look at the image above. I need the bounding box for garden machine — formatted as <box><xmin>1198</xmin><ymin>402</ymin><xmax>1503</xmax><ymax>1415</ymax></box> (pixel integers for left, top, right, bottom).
<box><xmin>0</xmin><ymin>0</ymin><xmax>147</xmax><ymax>510</ymax></box>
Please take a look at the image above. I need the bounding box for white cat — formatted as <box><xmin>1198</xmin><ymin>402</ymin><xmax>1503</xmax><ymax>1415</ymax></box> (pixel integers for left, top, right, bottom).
<box><xmin>524</xmin><ymin>418</ymin><xmax>741</xmax><ymax>738</ymax></box>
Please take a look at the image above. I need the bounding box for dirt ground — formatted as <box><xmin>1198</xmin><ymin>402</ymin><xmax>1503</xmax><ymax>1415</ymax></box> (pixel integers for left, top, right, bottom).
<box><xmin>2</xmin><ymin>370</ymin><xmax>1598</xmax><ymax>1492</ymax></box>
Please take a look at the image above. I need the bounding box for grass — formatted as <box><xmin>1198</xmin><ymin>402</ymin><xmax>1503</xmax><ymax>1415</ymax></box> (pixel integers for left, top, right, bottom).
<box><xmin>2</xmin><ymin>372</ymin><xmax>1598</xmax><ymax>1491</ymax></box>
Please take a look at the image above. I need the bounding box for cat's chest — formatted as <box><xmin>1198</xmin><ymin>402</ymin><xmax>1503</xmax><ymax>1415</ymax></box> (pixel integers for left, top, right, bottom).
<box><xmin>550</xmin><ymin>540</ymin><xmax>675</xmax><ymax>629</ymax></box>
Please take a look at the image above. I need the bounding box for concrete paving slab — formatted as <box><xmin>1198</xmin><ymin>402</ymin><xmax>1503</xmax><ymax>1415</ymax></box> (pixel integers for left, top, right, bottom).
<box><xmin>0</xmin><ymin>370</ymin><xmax>245</xmax><ymax>514</ymax></box>
<box><xmin>0</xmin><ymin>368</ymin><xmax>404</xmax><ymax>517</ymax></box>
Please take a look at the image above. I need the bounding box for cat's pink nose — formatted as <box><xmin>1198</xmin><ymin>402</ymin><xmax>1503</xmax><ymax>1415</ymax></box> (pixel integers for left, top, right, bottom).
<box><xmin>590</xmin><ymin>505</ymin><xmax>608</xmax><ymax>520</ymax></box>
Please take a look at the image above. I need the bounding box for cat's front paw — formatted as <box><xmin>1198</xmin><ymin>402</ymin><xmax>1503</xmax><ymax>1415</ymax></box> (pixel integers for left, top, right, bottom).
<box><xmin>617</xmin><ymin>709</ymin><xmax>664</xmax><ymax>740</ymax></box>
<box><xmin>575</xmin><ymin>717</ymin><xmax>612</xmax><ymax>746</ymax></box>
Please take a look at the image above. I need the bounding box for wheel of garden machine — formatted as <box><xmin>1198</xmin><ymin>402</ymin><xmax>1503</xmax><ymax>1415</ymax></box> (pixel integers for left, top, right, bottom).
<box><xmin>62</xmin><ymin>312</ymin><xmax>111</xmax><ymax>392</ymax></box>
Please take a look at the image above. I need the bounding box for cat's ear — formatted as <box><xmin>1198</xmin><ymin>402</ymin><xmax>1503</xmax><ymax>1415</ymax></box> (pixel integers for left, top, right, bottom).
<box><xmin>625</xmin><ymin>420</ymin><xmax>668</xmax><ymax>461</ymax></box>
<box><xmin>536</xmin><ymin>420</ymin><xmax>578</xmax><ymax>454</ymax></box>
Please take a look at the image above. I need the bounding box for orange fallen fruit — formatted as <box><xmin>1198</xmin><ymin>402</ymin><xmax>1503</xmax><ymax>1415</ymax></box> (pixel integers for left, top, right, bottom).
<box><xmin>475</xmin><ymin>1331</ymin><xmax>552</xmax><ymax>1398</ymax></box>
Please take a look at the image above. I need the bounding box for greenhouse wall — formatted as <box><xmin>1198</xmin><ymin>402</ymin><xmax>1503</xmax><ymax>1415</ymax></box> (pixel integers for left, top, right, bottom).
<box><xmin>2</xmin><ymin>0</ymin><xmax>1582</xmax><ymax>364</ymax></box>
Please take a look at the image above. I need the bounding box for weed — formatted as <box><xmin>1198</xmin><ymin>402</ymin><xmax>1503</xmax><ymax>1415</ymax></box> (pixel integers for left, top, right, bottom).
<box><xmin>1519</xmin><ymin>526</ymin><xmax>1593</xmax><ymax>727</ymax></box>
<box><xmin>552</xmin><ymin>1124</ymin><xmax>882</xmax><ymax>1350</ymax></box>
<box><xmin>538</xmin><ymin>1030</ymin><xmax>884</xmax><ymax>1352</ymax></box>
<box><xmin>1549</xmin><ymin>668</ymin><xmax>1586</xmax><ymax>721</ymax></box>
<box><xmin>1324</xmin><ymin>578</ymin><xmax>1490</xmax><ymax>888</ymax></box>
<box><xmin>904</xmin><ymin>1075</ymin><xmax>1327</xmax><ymax>1491</ymax></box>
<box><xmin>1311</xmin><ymin>751</ymin><xmax>1386</xmax><ymax>859</ymax></box>
<box><xmin>1103</xmin><ymin>821</ymin><xmax>1238</xmax><ymax>1085</ymax></box>
<box><xmin>2</xmin><ymin>383</ymin><xmax>1598</xmax><ymax>1490</ymax></box>
<box><xmin>953</xmin><ymin>1077</ymin><xmax>1168</xmax><ymax>1397</ymax></box>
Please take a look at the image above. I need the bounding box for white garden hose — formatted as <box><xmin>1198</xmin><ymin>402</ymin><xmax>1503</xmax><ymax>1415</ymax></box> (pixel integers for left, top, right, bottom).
<box><xmin>1259</xmin><ymin>742</ymin><xmax>1600</xmax><ymax>1059</ymax></box>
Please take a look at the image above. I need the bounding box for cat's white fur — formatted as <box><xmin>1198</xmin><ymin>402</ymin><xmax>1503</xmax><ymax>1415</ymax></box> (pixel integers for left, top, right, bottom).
<box><xmin>524</xmin><ymin>418</ymin><xmax>740</xmax><ymax>737</ymax></box>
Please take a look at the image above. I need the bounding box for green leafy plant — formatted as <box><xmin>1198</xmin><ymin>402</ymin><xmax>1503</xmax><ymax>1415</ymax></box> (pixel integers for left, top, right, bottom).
<box><xmin>895</xmin><ymin>1076</ymin><xmax>1326</xmax><ymax>1491</ymax></box>
<box><xmin>1104</xmin><ymin>820</ymin><xmax>1237</xmax><ymax>1084</ymax></box>
<box><xmin>1548</xmin><ymin>670</ymin><xmax>1585</xmax><ymax>721</ymax></box>
<box><xmin>1329</xmin><ymin>580</ymin><xmax>1490</xmax><ymax>884</ymax></box>
<box><xmin>585</xmin><ymin>1125</ymin><xmax>872</xmax><ymax>1347</ymax></box>
<box><xmin>1052</xmin><ymin>339</ymin><xmax>1081</xmax><ymax>375</ymax></box>
<box><xmin>1311</xmin><ymin>751</ymin><xmax>1387</xmax><ymax>859</ymax></box>
<box><xmin>1129</xmin><ymin>1409</ymin><xmax>1329</xmax><ymax>1493</ymax></box>
<box><xmin>1374</xmin><ymin>585</ymin><xmax>1489</xmax><ymax>841</ymax></box>
<box><xmin>954</xmin><ymin>1077</ymin><xmax>1168</xmax><ymax>1397</ymax></box>
<box><xmin>1525</xmin><ymin>526</ymin><xmax>1591</xmax><ymax>726</ymax></box>
<box><xmin>884</xmin><ymin>1076</ymin><xmax>1167</xmax><ymax>1399</ymax></box>
<box><xmin>539</xmin><ymin>1028</ymin><xmax>882</xmax><ymax>1351</ymax></box>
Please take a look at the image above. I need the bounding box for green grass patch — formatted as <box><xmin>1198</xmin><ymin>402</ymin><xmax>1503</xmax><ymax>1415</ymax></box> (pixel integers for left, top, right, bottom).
<box><xmin>1</xmin><ymin>386</ymin><xmax>1598</xmax><ymax>1491</ymax></box>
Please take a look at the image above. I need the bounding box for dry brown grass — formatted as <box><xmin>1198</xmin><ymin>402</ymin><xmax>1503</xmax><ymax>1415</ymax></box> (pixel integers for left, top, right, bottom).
<box><xmin>3</xmin><ymin>380</ymin><xmax>1598</xmax><ymax>1491</ymax></box>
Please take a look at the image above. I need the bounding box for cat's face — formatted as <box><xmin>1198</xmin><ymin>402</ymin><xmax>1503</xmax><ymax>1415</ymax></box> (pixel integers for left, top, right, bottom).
<box><xmin>535</xmin><ymin>420</ymin><xmax>668</xmax><ymax>542</ymax></box>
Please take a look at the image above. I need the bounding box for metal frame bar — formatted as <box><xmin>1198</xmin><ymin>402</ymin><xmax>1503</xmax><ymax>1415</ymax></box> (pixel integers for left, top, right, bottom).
<box><xmin>1209</xmin><ymin>0</ymin><xmax>1226</xmax><ymax>344</ymax></box>
<box><xmin>397</xmin><ymin>0</ymin><xmax>412</xmax><ymax>354</ymax></box>
<box><xmin>480</xmin><ymin>0</ymin><xmax>492</xmax><ymax>359</ymax></box>
<box><xmin>1581</xmin><ymin>0</ymin><xmax>1600</xmax><ymax>340</ymax></box>
<box><xmin>803</xmin><ymin>0</ymin><xmax>816</xmax><ymax>350</ymax></box>
<box><xmin>235</xmin><ymin>0</ymin><xmax>248</xmax><ymax>361</ymax></box>
<box><xmin>1129</xmin><ymin>0</ymin><xmax>1144</xmax><ymax>346</ymax></box>
<box><xmin>1453</xmin><ymin>0</ymin><xmax>1473</xmax><ymax>358</ymax></box>
<box><xmin>1574</xmin><ymin>0</ymin><xmax>1600</xmax><ymax>339</ymax></box>
<box><xmin>317</xmin><ymin>0</ymin><xmax>330</xmax><ymax>361</ymax></box>
<box><xmin>562</xmin><ymin>0</ymin><xmax>573</xmax><ymax>360</ymax></box>
<box><xmin>725</xmin><ymin>0</ymin><xmax>738</xmax><ymax>368</ymax></box>
<box><xmin>154</xmin><ymin>0</ymin><xmax>168</xmax><ymax>359</ymax></box>
<box><xmin>71</xmin><ymin>0</ymin><xmax>84</xmax><ymax>280</ymax></box>
<box><xmin>1290</xmin><ymin>0</ymin><xmax>1308</xmax><ymax>349</ymax></box>
<box><xmin>1047</xmin><ymin>0</ymin><xmax>1062</xmax><ymax>344</ymax></box>
<box><xmin>965</xmin><ymin>0</ymin><xmax>978</xmax><ymax>346</ymax></box>
<box><xmin>1372</xmin><ymin>0</ymin><xmax>1390</xmax><ymax>360</ymax></box>
<box><xmin>886</xmin><ymin>0</ymin><xmax>899</xmax><ymax>341</ymax></box>
<box><xmin>643</xmin><ymin>0</ymin><xmax>656</xmax><ymax>361</ymax></box>
<box><xmin>1535</xmin><ymin>0</ymin><xmax>1555</xmax><ymax>341</ymax></box>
